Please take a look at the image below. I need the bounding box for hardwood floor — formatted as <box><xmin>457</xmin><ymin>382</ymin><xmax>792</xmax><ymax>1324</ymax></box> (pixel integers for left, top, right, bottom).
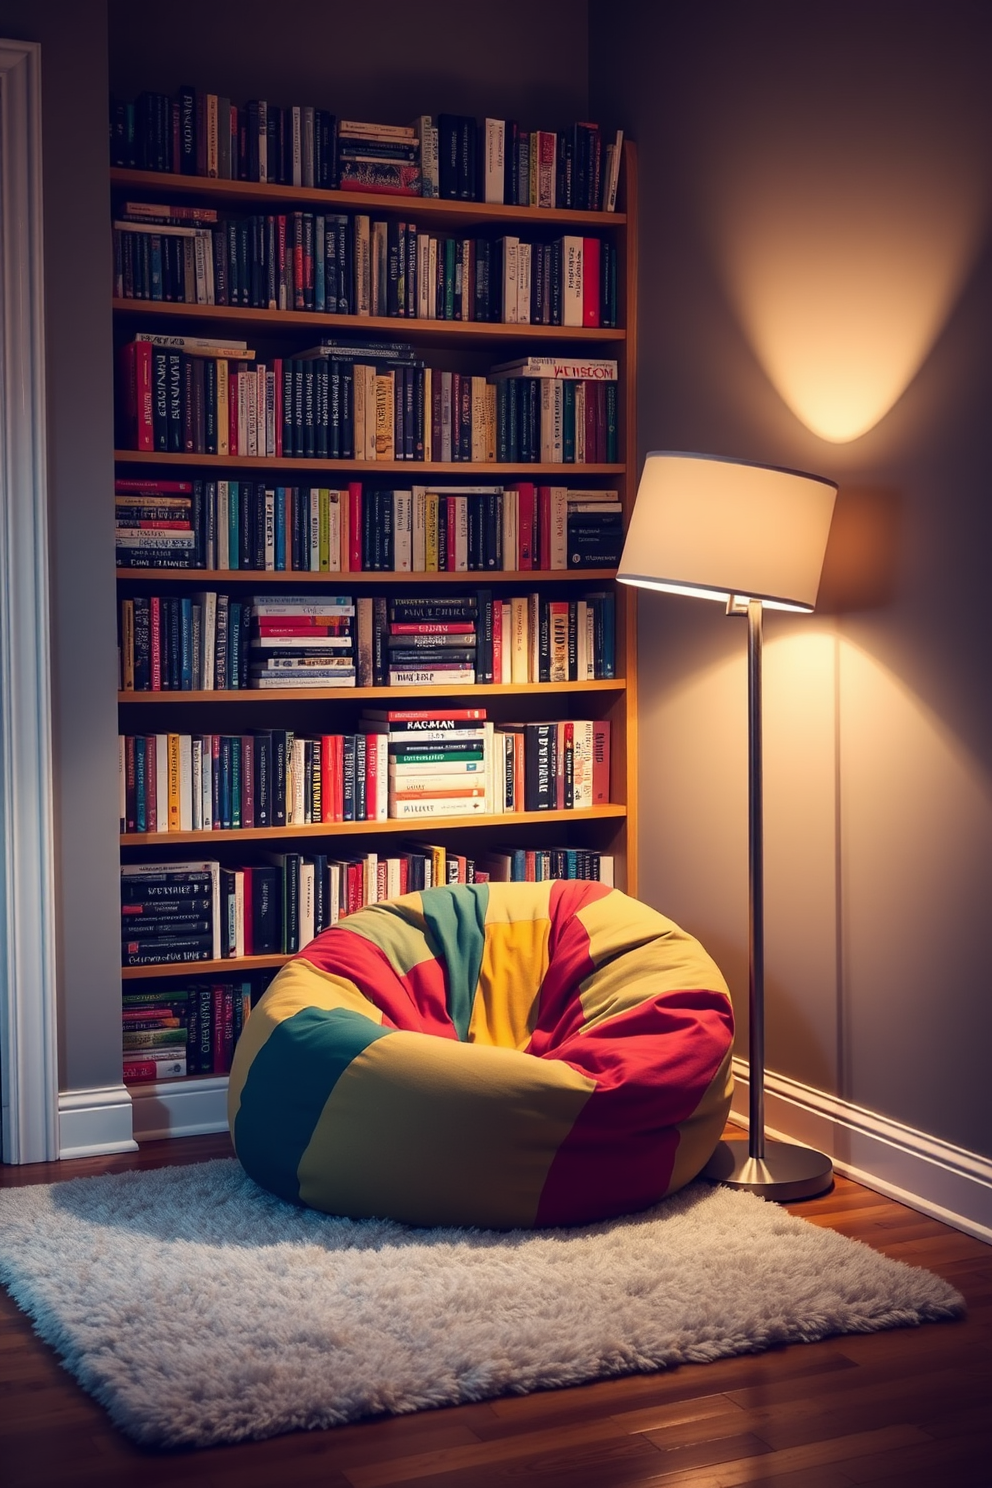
<box><xmin>1</xmin><ymin>1131</ymin><xmax>990</xmax><ymax>1487</ymax></box>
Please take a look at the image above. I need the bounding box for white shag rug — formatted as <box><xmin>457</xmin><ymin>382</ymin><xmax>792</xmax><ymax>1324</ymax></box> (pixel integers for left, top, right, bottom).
<box><xmin>0</xmin><ymin>1157</ymin><xmax>963</xmax><ymax>1449</ymax></box>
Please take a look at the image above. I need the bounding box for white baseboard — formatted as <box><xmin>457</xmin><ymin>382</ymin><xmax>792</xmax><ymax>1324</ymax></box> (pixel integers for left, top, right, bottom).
<box><xmin>731</xmin><ymin>1058</ymin><xmax>992</xmax><ymax>1244</ymax></box>
<box><xmin>58</xmin><ymin>1085</ymin><xmax>137</xmax><ymax>1158</ymax></box>
<box><xmin>130</xmin><ymin>1076</ymin><xmax>229</xmax><ymax>1142</ymax></box>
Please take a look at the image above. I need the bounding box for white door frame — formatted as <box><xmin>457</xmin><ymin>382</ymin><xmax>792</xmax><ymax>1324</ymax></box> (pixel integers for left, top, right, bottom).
<box><xmin>0</xmin><ymin>38</ymin><xmax>59</xmax><ymax>1164</ymax></box>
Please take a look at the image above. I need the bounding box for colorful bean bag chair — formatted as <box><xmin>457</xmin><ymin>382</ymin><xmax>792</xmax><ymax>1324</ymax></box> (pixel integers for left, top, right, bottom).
<box><xmin>229</xmin><ymin>881</ymin><xmax>734</xmax><ymax>1229</ymax></box>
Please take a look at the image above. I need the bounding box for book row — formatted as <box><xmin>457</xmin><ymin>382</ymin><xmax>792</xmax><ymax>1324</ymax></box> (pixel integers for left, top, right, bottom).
<box><xmin>117</xmin><ymin>339</ymin><xmax>620</xmax><ymax>466</ymax></box>
<box><xmin>118</xmin><ymin>590</ymin><xmax>617</xmax><ymax>692</ymax></box>
<box><xmin>122</xmin><ymin>980</ymin><xmax>261</xmax><ymax>1081</ymax></box>
<box><xmin>111</xmin><ymin>91</ymin><xmax>622</xmax><ymax>209</ymax></box>
<box><xmin>114</xmin><ymin>206</ymin><xmax>619</xmax><ymax>327</ymax></box>
<box><xmin>116</xmin><ymin>478</ymin><xmax>622</xmax><ymax>574</ymax></box>
<box><xmin>120</xmin><ymin>838</ymin><xmax>616</xmax><ymax>968</ymax></box>
<box><xmin>118</xmin><ymin>716</ymin><xmax>612</xmax><ymax>833</ymax></box>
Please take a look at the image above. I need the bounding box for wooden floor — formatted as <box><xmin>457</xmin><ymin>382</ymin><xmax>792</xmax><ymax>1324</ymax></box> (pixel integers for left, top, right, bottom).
<box><xmin>1</xmin><ymin>1132</ymin><xmax>990</xmax><ymax>1488</ymax></box>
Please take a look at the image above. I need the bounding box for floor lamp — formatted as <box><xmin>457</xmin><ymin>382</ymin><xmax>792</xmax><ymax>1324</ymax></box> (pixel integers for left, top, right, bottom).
<box><xmin>618</xmin><ymin>452</ymin><xmax>838</xmax><ymax>1201</ymax></box>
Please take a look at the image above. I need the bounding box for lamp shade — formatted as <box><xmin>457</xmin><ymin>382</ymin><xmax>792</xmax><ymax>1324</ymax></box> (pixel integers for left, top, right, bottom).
<box><xmin>617</xmin><ymin>452</ymin><xmax>838</xmax><ymax>611</ymax></box>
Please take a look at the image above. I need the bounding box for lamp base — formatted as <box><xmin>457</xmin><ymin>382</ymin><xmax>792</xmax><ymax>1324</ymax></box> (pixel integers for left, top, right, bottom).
<box><xmin>702</xmin><ymin>1137</ymin><xmax>833</xmax><ymax>1202</ymax></box>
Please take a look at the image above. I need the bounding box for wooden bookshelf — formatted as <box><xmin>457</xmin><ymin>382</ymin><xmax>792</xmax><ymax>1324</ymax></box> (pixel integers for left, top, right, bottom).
<box><xmin>114</xmin><ymin>133</ymin><xmax>638</xmax><ymax>1125</ymax></box>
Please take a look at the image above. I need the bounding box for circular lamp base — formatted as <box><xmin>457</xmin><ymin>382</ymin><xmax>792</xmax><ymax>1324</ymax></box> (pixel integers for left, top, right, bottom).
<box><xmin>702</xmin><ymin>1137</ymin><xmax>833</xmax><ymax>1202</ymax></box>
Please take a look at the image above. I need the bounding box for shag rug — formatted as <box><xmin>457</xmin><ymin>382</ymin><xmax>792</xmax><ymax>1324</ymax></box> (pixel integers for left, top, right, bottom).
<box><xmin>0</xmin><ymin>1157</ymin><xmax>963</xmax><ymax>1449</ymax></box>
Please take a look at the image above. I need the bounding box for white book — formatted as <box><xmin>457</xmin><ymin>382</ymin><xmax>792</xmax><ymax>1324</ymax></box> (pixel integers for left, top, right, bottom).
<box><xmin>251</xmin><ymin>634</ymin><xmax>353</xmax><ymax>649</ymax></box>
<box><xmin>540</xmin><ymin>381</ymin><xmax>564</xmax><ymax>462</ymax></box>
<box><xmin>485</xmin><ymin>118</ymin><xmax>506</xmax><ymax>204</ymax></box>
<box><xmin>502</xmin><ymin>237</ymin><xmax>519</xmax><ymax>323</ymax></box>
<box><xmin>598</xmin><ymin>855</ymin><xmax>615</xmax><ymax>887</ymax></box>
<box><xmin>302</xmin><ymin>106</ymin><xmax>315</xmax><ymax>188</ymax></box>
<box><xmin>572</xmin><ymin>720</ymin><xmax>594</xmax><ymax>808</ymax></box>
<box><xmin>427</xmin><ymin>237</ymin><xmax>438</xmax><ymax>319</ymax></box>
<box><xmin>510</xmin><ymin>596</ymin><xmax>529</xmax><ymax>684</ymax></box>
<box><xmin>417</xmin><ymin>234</ymin><xmax>431</xmax><ymax>319</ymax></box>
<box><xmin>604</xmin><ymin>130</ymin><xmax>623</xmax><ymax>212</ymax></box>
<box><xmin>393</xmin><ymin>490</ymin><xmax>413</xmax><ymax>571</ymax></box>
<box><xmin>488</xmin><ymin>356</ymin><xmax>618</xmax><ymax>381</ymax></box>
<box><xmin>251</xmin><ymin>596</ymin><xmax>354</xmax><ymax>614</ymax></box>
<box><xmin>193</xmin><ymin>591</ymin><xmax>217</xmax><ymax>691</ymax></box>
<box><xmin>309</xmin><ymin>488</ymin><xmax>321</xmax><ymax>572</ymax></box>
<box><xmin>327</xmin><ymin>488</ymin><xmax>342</xmax><ymax>571</ymax></box>
<box><xmin>216</xmin><ymin>483</ymin><xmax>230</xmax><ymax>570</ymax></box>
<box><xmin>291</xmin><ymin>106</ymin><xmax>302</xmax><ymax>186</ymax></box>
<box><xmin>389</xmin><ymin>797</ymin><xmax>488</xmax><ymax>819</ymax></box>
<box><xmin>179</xmin><ymin>735</ymin><xmax>193</xmax><ymax>832</ymax></box>
<box><xmin>328</xmin><ymin>862</ymin><xmax>342</xmax><ymax>925</ymax></box>
<box><xmin>411</xmin><ymin>487</ymin><xmax>427</xmax><ymax>571</ymax></box>
<box><xmin>363</xmin><ymin>853</ymin><xmax>378</xmax><ymax>905</ymax></box>
<box><xmin>549</xmin><ymin>486</ymin><xmax>568</xmax><ymax>569</ymax></box>
<box><xmin>386</xmin><ymin>857</ymin><xmax>402</xmax><ymax>899</ymax></box>
<box><xmin>562</xmin><ymin>236</ymin><xmax>584</xmax><ymax>326</ymax></box>
<box><xmin>154</xmin><ymin>734</ymin><xmax>169</xmax><ymax>832</ymax></box>
<box><xmin>250</xmin><ymin>675</ymin><xmax>357</xmax><ymax>689</ymax></box>
<box><xmin>263</xmin><ymin>488</ymin><xmax>276</xmax><ymax>570</ymax></box>
<box><xmin>585</xmin><ymin>601</ymin><xmax>596</xmax><ymax>679</ymax></box>
<box><xmin>354</xmin><ymin>215</ymin><xmax>371</xmax><ymax>316</ymax></box>
<box><xmin>576</xmin><ymin>600</ymin><xmax>589</xmax><ymax>680</ymax></box>
<box><xmin>422</xmin><ymin>366</ymin><xmax>432</xmax><ymax>459</ymax></box>
<box><xmin>517</xmin><ymin>242</ymin><xmax>532</xmax><ymax>324</ymax></box>
<box><xmin>387</xmin><ymin>668</ymin><xmax>475</xmax><ymax>686</ymax></box>
<box><xmin>233</xmin><ymin>869</ymin><xmax>245</xmax><ymax>958</ymax></box>
<box><xmin>199</xmin><ymin>734</ymin><xmax>213</xmax><ymax>829</ymax></box>
<box><xmin>257</xmin><ymin>100</ymin><xmax>268</xmax><ymax>184</ymax></box>
<box><xmin>389</xmin><ymin>759</ymin><xmax>486</xmax><ymax>777</ymax></box>
<box><xmin>299</xmin><ymin>861</ymin><xmax>315</xmax><ymax>949</ymax></box>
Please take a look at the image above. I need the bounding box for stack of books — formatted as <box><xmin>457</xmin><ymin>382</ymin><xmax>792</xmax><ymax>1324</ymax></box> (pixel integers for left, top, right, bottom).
<box><xmin>361</xmin><ymin>708</ymin><xmax>491</xmax><ymax>820</ymax></box>
<box><xmin>120</xmin><ymin>861</ymin><xmax>221</xmax><ymax>966</ymax></box>
<box><xmin>249</xmin><ymin>594</ymin><xmax>356</xmax><ymax>689</ymax></box>
<box><xmin>337</xmin><ymin>119</ymin><xmax>422</xmax><ymax>197</ymax></box>
<box><xmin>115</xmin><ymin>477</ymin><xmax>199</xmax><ymax>569</ymax></box>
<box><xmin>122</xmin><ymin>980</ymin><xmax>258</xmax><ymax>1084</ymax></box>
<box><xmin>480</xmin><ymin>847</ymin><xmax>614</xmax><ymax>884</ymax></box>
<box><xmin>386</xmin><ymin>594</ymin><xmax>477</xmax><ymax>685</ymax></box>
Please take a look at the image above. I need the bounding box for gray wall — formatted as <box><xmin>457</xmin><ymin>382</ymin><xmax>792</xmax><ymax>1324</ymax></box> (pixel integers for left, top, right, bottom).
<box><xmin>109</xmin><ymin>0</ymin><xmax>589</xmax><ymax>130</ymax></box>
<box><xmin>591</xmin><ymin>0</ymin><xmax>992</xmax><ymax>1156</ymax></box>
<box><xmin>0</xmin><ymin>0</ymin><xmax>123</xmax><ymax>1094</ymax></box>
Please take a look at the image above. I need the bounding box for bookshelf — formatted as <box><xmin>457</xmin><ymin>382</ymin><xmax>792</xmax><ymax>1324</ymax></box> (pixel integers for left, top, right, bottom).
<box><xmin>113</xmin><ymin>133</ymin><xmax>638</xmax><ymax>1138</ymax></box>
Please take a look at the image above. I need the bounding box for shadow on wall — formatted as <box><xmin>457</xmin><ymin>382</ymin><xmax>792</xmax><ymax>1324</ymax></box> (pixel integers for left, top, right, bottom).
<box><xmin>817</xmin><ymin>485</ymin><xmax>903</xmax><ymax>614</ymax></box>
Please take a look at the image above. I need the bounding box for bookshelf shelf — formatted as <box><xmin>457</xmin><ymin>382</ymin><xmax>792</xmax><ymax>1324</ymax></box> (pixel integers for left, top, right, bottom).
<box><xmin>111</xmin><ymin>297</ymin><xmax>625</xmax><ymax>346</ymax></box>
<box><xmin>111</xmin><ymin>167</ymin><xmax>627</xmax><ymax>231</ymax></box>
<box><xmin>120</xmin><ymin>803</ymin><xmax>628</xmax><ymax>847</ymax></box>
<box><xmin>123</xmin><ymin>956</ymin><xmax>288</xmax><ymax>981</ymax></box>
<box><xmin>114</xmin><ymin>450</ymin><xmax>623</xmax><ymax>475</ymax></box>
<box><xmin>116</xmin><ymin>567</ymin><xmax>619</xmax><ymax>585</ymax></box>
<box><xmin>119</xmin><ymin>679</ymin><xmax>626</xmax><ymax>704</ymax></box>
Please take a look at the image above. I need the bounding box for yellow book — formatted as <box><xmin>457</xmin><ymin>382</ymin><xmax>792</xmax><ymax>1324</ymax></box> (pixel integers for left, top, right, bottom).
<box><xmin>510</xmin><ymin>596</ymin><xmax>529</xmax><ymax>684</ymax></box>
<box><xmin>216</xmin><ymin>359</ymin><xmax>229</xmax><ymax>455</ymax></box>
<box><xmin>425</xmin><ymin>492</ymin><xmax>439</xmax><ymax>571</ymax></box>
<box><xmin>318</xmin><ymin>488</ymin><xmax>330</xmax><ymax>571</ymax></box>
<box><xmin>167</xmin><ymin>733</ymin><xmax>182</xmax><ymax>833</ymax></box>
<box><xmin>120</xmin><ymin>599</ymin><xmax>134</xmax><ymax>691</ymax></box>
<box><xmin>374</xmin><ymin>372</ymin><xmax>394</xmax><ymax>459</ymax></box>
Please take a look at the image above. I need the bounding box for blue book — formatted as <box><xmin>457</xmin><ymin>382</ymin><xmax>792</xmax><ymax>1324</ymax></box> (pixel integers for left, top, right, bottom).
<box><xmin>274</xmin><ymin>487</ymin><xmax>286</xmax><ymax>570</ymax></box>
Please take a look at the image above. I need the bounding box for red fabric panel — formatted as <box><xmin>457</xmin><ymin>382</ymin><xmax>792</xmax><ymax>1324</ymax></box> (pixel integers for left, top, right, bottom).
<box><xmin>297</xmin><ymin>929</ymin><xmax>456</xmax><ymax>1039</ymax></box>
<box><xmin>535</xmin><ymin>991</ymin><xmax>734</xmax><ymax>1225</ymax></box>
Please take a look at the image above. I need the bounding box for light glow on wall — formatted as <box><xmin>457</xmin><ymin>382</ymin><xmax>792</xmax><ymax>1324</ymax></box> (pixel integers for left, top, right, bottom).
<box><xmin>690</xmin><ymin>34</ymin><xmax>991</xmax><ymax>443</ymax></box>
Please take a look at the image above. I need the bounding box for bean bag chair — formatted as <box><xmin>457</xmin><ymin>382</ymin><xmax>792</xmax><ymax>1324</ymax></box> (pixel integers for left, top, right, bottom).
<box><xmin>229</xmin><ymin>881</ymin><xmax>734</xmax><ymax>1229</ymax></box>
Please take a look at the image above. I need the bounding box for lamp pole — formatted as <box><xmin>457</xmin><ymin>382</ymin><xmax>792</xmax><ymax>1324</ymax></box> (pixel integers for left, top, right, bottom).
<box><xmin>701</xmin><ymin>596</ymin><xmax>833</xmax><ymax>1201</ymax></box>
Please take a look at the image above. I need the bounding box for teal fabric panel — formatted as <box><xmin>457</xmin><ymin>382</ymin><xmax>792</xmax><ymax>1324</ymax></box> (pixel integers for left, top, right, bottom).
<box><xmin>420</xmin><ymin>884</ymin><xmax>489</xmax><ymax>1041</ymax></box>
<box><xmin>234</xmin><ymin>1006</ymin><xmax>392</xmax><ymax>1203</ymax></box>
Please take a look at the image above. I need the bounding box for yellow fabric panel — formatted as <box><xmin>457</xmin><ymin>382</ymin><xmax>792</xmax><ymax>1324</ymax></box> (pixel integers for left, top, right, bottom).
<box><xmin>483</xmin><ymin>880</ymin><xmax>554</xmax><ymax>923</ymax></box>
<box><xmin>575</xmin><ymin>894</ymin><xmax>730</xmax><ymax>1031</ymax></box>
<box><xmin>330</xmin><ymin>892</ymin><xmax>439</xmax><ymax>977</ymax></box>
<box><xmin>297</xmin><ymin>1032</ymin><xmax>596</xmax><ymax>1229</ymax></box>
<box><xmin>663</xmin><ymin>1045</ymin><xmax>735</xmax><ymax>1196</ymax></box>
<box><xmin>469</xmin><ymin>917</ymin><xmax>551</xmax><ymax>1050</ymax></box>
<box><xmin>226</xmin><ymin>959</ymin><xmax>381</xmax><ymax>1124</ymax></box>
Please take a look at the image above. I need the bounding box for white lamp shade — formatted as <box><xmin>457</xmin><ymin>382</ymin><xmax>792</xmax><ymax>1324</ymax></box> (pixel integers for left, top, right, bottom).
<box><xmin>617</xmin><ymin>452</ymin><xmax>838</xmax><ymax>611</ymax></box>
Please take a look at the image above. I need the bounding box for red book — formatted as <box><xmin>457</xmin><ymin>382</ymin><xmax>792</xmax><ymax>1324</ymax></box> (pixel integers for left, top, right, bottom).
<box><xmin>361</xmin><ymin>708</ymin><xmax>487</xmax><ymax>722</ymax></box>
<box><xmin>149</xmin><ymin>597</ymin><xmax>162</xmax><ymax>691</ymax></box>
<box><xmin>582</xmin><ymin>237</ymin><xmax>601</xmax><ymax>328</ymax></box>
<box><xmin>592</xmin><ymin>720</ymin><xmax>611</xmax><ymax>804</ymax></box>
<box><xmin>293</xmin><ymin>212</ymin><xmax>305</xmax><ymax>310</ymax></box>
<box><xmin>146</xmin><ymin>735</ymin><xmax>158</xmax><ymax>831</ymax></box>
<box><xmin>390</xmin><ymin>622</ymin><xmax>475</xmax><ymax>635</ymax></box>
<box><xmin>399</xmin><ymin>857</ymin><xmax>409</xmax><ymax>895</ymax></box>
<box><xmin>228</xmin><ymin>369</ymin><xmax>239</xmax><ymax>457</ymax></box>
<box><xmin>492</xmin><ymin>599</ymin><xmax>503</xmax><ymax>682</ymax></box>
<box><xmin>120</xmin><ymin>341</ymin><xmax>154</xmax><ymax>451</ymax></box>
<box><xmin>516</xmin><ymin>482</ymin><xmax>537</xmax><ymax>570</ymax></box>
<box><xmin>365</xmin><ymin>732</ymin><xmax>378</xmax><ymax>822</ymax></box>
<box><xmin>348</xmin><ymin>482</ymin><xmax>363</xmax><ymax>572</ymax></box>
